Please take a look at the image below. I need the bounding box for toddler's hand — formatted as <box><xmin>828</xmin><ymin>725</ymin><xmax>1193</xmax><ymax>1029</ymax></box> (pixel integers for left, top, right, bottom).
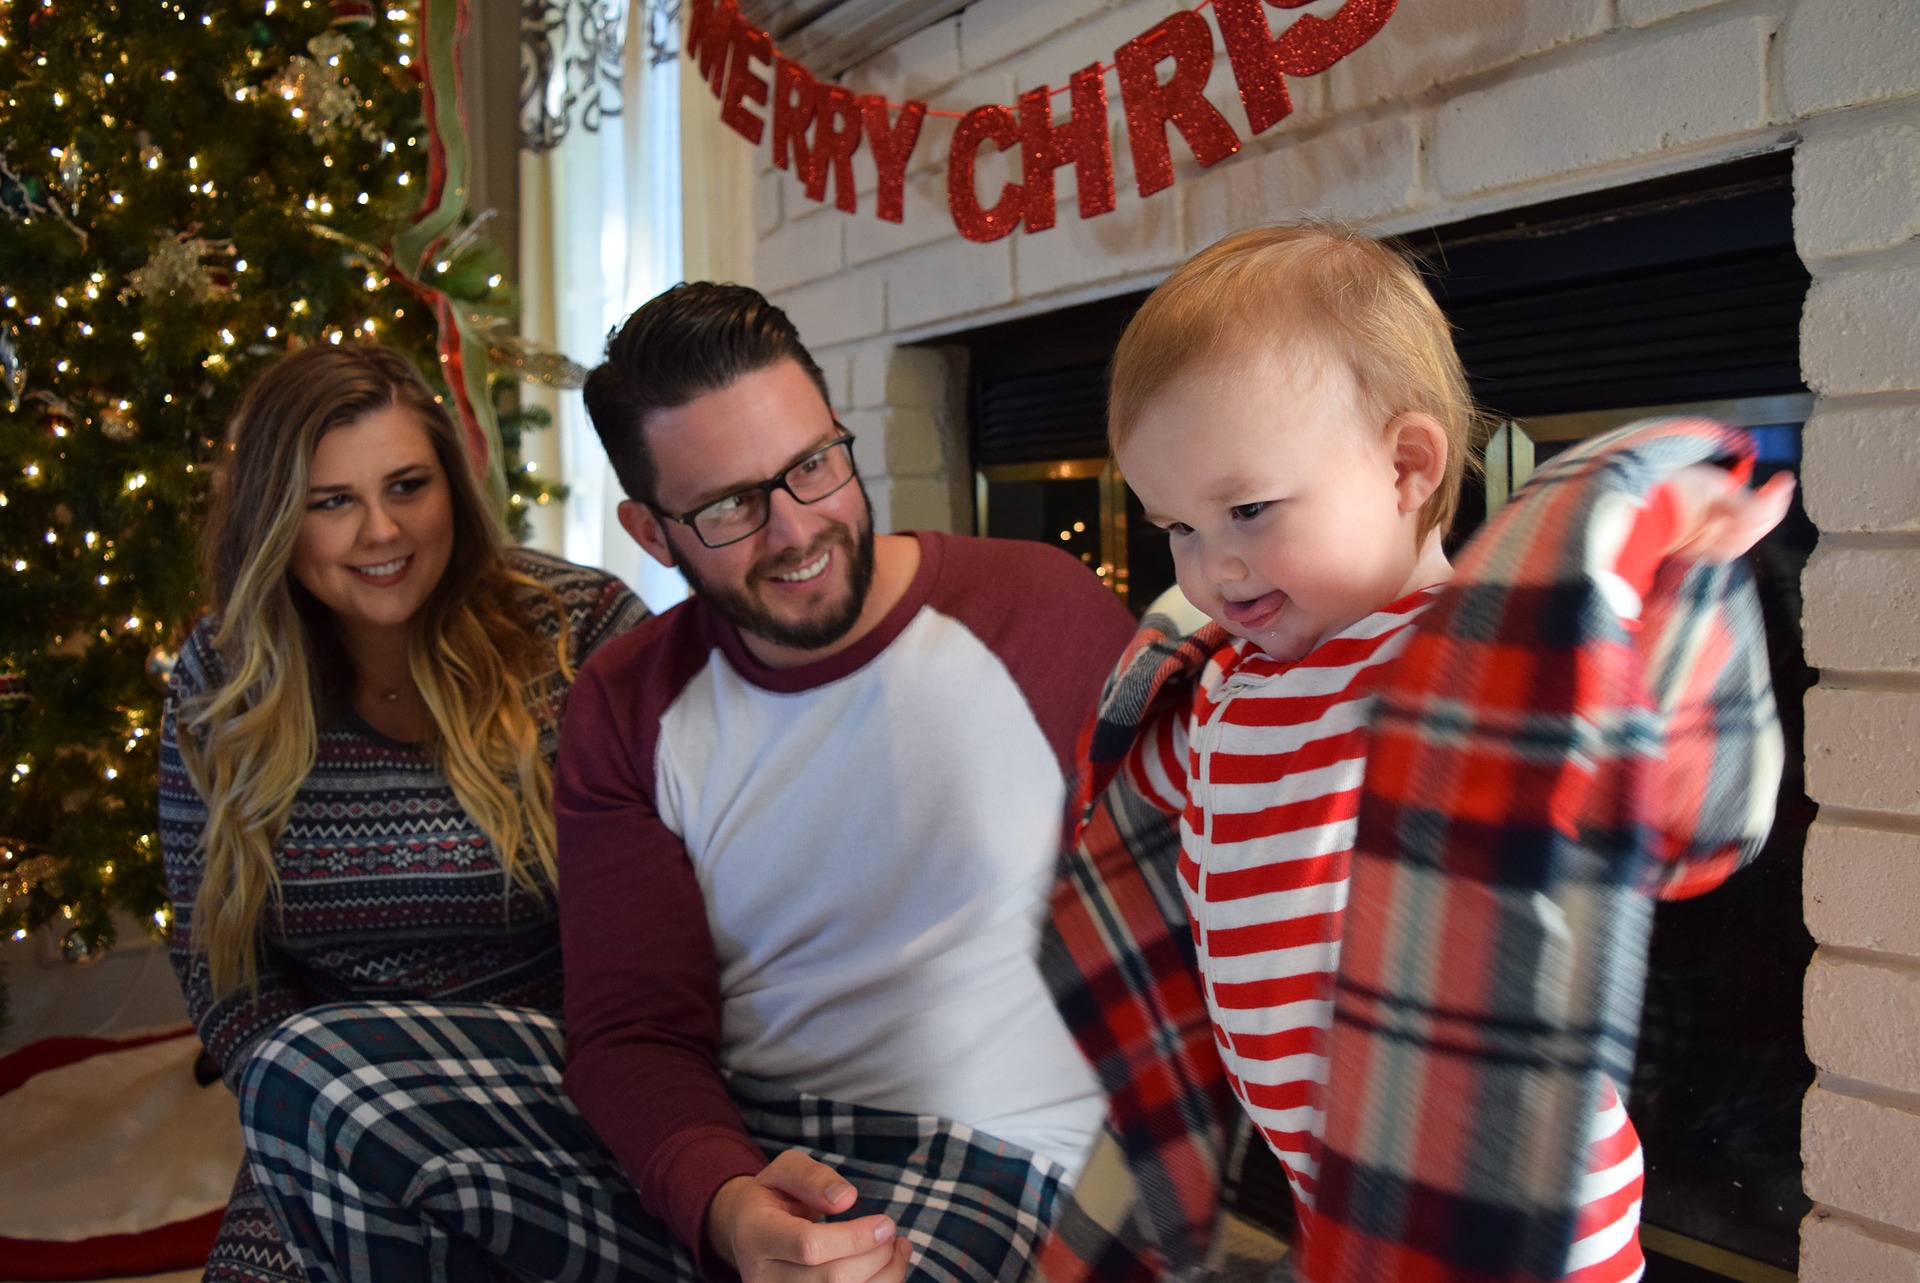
<box><xmin>1664</xmin><ymin>465</ymin><xmax>1796</xmax><ymax>563</ymax></box>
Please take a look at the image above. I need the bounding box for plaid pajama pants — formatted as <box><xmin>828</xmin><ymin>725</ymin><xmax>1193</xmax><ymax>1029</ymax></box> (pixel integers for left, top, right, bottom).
<box><xmin>238</xmin><ymin>1001</ymin><xmax>1067</xmax><ymax>1283</ymax></box>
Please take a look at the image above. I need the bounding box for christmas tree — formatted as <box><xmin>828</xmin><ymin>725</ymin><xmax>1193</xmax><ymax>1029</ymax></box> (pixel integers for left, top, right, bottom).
<box><xmin>0</xmin><ymin>0</ymin><xmax>560</xmax><ymax>1026</ymax></box>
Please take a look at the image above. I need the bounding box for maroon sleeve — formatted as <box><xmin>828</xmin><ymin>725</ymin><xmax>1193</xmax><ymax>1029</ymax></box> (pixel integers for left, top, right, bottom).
<box><xmin>555</xmin><ymin>620</ymin><xmax>766</xmax><ymax>1280</ymax></box>
<box><xmin>929</xmin><ymin>536</ymin><xmax>1138</xmax><ymax>779</ymax></box>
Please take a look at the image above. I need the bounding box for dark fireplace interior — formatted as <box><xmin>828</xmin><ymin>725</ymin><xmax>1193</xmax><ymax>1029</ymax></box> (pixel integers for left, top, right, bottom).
<box><xmin>946</xmin><ymin>150</ymin><xmax>1815</xmax><ymax>1281</ymax></box>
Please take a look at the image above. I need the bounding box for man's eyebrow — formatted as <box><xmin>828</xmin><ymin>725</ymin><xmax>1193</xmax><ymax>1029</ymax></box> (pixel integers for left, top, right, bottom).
<box><xmin>681</xmin><ymin>433</ymin><xmax>841</xmax><ymax>511</ymax></box>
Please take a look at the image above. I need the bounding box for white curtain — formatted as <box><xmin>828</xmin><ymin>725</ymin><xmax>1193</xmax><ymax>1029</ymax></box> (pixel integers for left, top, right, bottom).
<box><xmin>521</xmin><ymin>13</ymin><xmax>689</xmax><ymax>611</ymax></box>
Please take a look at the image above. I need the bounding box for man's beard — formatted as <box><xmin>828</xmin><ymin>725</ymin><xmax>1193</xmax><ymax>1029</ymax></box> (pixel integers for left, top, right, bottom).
<box><xmin>674</xmin><ymin>506</ymin><xmax>877</xmax><ymax>654</ymax></box>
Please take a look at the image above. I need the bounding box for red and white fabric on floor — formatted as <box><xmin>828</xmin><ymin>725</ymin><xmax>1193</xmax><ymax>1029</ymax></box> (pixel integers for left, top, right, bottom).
<box><xmin>0</xmin><ymin>1028</ymin><xmax>241</xmax><ymax>1281</ymax></box>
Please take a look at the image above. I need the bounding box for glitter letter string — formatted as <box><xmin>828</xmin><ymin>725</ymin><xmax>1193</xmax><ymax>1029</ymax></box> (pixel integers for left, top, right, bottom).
<box><xmin>689</xmin><ymin>0</ymin><xmax>1398</xmax><ymax>239</ymax></box>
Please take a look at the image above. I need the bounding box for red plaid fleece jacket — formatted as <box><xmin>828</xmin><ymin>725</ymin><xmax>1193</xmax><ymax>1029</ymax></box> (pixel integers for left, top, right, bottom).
<box><xmin>1033</xmin><ymin>418</ymin><xmax>1783</xmax><ymax>1283</ymax></box>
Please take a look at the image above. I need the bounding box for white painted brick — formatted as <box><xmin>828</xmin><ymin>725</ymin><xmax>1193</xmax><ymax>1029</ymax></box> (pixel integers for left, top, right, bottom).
<box><xmin>1620</xmin><ymin>0</ymin><xmax>1737</xmax><ymax>24</ymax></box>
<box><xmin>1014</xmin><ymin>183</ymin><xmax>1183</xmax><ymax>297</ymax></box>
<box><xmin>1795</xmin><ymin>118</ymin><xmax>1920</xmax><ymax>261</ymax></box>
<box><xmin>1327</xmin><ymin>0</ymin><xmax>1607</xmax><ymax>115</ymax></box>
<box><xmin>853</xmin><ymin>343</ymin><xmax>956</xmax><ymax>410</ymax></box>
<box><xmin>887</xmin><ymin>476</ymin><xmax>961</xmax><ymax>531</ymax></box>
<box><xmin>844</xmin><ymin>408</ymin><xmax>891</xmax><ymax>475</ymax></box>
<box><xmin>755</xmin><ymin>169</ymin><xmax>783</xmax><ymax>238</ymax></box>
<box><xmin>1803</xmin><ymin>264</ymin><xmax>1920</xmax><ymax>396</ymax></box>
<box><xmin>1783</xmin><ymin>0</ymin><xmax>1920</xmax><ymax>120</ymax></box>
<box><xmin>1431</xmin><ymin>17</ymin><xmax>1770</xmax><ymax>198</ymax></box>
<box><xmin>1803</xmin><ymin>547</ymin><xmax>1920</xmax><ymax>671</ymax></box>
<box><xmin>865</xmin><ymin>474</ymin><xmax>896</xmax><ymax>531</ymax></box>
<box><xmin>878</xmin><ymin>405</ymin><xmax>950</xmax><ymax>476</ymax></box>
<box><xmin>961</xmin><ymin>0</ymin><xmax>1110</xmax><ymax>74</ymax></box>
<box><xmin>810</xmin><ymin>345</ymin><xmax>855</xmax><ymax>412</ymax></box>
<box><xmin>850</xmin><ymin>343</ymin><xmax>890</xmax><ymax>410</ymax></box>
<box><xmin>883</xmin><ymin>237</ymin><xmax>1016</xmax><ymax>331</ymax></box>
<box><xmin>1008</xmin><ymin>0</ymin><xmax>1185</xmax><ymax>96</ymax></box>
<box><xmin>1806</xmin><ymin>955</ymin><xmax>1920</xmax><ymax>1093</ymax></box>
<box><xmin>845</xmin><ymin>170</ymin><xmax>956</xmax><ymax>266</ymax></box>
<box><xmin>1804</xmin><ymin>1087</ymin><xmax>1920</xmax><ymax>1235</ymax></box>
<box><xmin>1184</xmin><ymin>114</ymin><xmax>1421</xmax><ymax>250</ymax></box>
<box><xmin>1804</xmin><ymin>687</ymin><xmax>1920</xmax><ymax>816</ymax></box>
<box><xmin>772</xmin><ymin>266</ymin><xmax>887</xmax><ymax>348</ymax></box>
<box><xmin>755</xmin><ymin>209</ymin><xmax>847</xmax><ymax>294</ymax></box>
<box><xmin>1802</xmin><ymin>1213</ymin><xmax>1920</xmax><ymax>1283</ymax></box>
<box><xmin>1806</xmin><ymin>823</ymin><xmax>1920</xmax><ymax>956</ymax></box>
<box><xmin>843</xmin><ymin>16</ymin><xmax>964</xmax><ymax>100</ymax></box>
<box><xmin>1803</xmin><ymin>402</ymin><xmax>1920</xmax><ymax>534</ymax></box>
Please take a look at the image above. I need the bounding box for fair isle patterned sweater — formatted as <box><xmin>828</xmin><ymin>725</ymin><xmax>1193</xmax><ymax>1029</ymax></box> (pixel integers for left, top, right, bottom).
<box><xmin>160</xmin><ymin>549</ymin><xmax>647</xmax><ymax>1089</ymax></box>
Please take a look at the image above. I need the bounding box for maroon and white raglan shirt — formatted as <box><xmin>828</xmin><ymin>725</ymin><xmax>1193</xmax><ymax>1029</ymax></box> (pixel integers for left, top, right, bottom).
<box><xmin>555</xmin><ymin>531</ymin><xmax>1137</xmax><ymax>1270</ymax></box>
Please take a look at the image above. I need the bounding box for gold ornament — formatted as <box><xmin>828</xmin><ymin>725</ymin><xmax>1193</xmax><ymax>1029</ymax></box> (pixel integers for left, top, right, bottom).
<box><xmin>488</xmin><ymin>333</ymin><xmax>589</xmax><ymax>389</ymax></box>
<box><xmin>56</xmin><ymin>144</ymin><xmax>83</xmax><ymax>194</ymax></box>
<box><xmin>98</xmin><ymin>400</ymin><xmax>137</xmax><ymax>442</ymax></box>
<box><xmin>278</xmin><ymin>31</ymin><xmax>378</xmax><ymax>143</ymax></box>
<box><xmin>124</xmin><ymin>231</ymin><xmax>234</xmax><ymax>304</ymax></box>
<box><xmin>145</xmin><ymin>644</ymin><xmax>179</xmax><ymax>692</ymax></box>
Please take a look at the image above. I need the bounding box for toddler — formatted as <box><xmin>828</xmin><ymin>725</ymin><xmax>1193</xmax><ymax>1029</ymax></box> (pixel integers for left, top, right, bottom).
<box><xmin>1104</xmin><ymin>224</ymin><xmax>1791</xmax><ymax>1281</ymax></box>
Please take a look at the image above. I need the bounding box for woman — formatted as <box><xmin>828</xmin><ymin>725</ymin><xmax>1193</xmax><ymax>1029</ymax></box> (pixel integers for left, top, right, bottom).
<box><xmin>160</xmin><ymin>344</ymin><xmax>648</xmax><ymax>1281</ymax></box>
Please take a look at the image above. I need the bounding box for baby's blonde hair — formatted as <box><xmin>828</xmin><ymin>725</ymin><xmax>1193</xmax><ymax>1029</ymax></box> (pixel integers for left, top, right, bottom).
<box><xmin>1109</xmin><ymin>222</ymin><xmax>1478</xmax><ymax>537</ymax></box>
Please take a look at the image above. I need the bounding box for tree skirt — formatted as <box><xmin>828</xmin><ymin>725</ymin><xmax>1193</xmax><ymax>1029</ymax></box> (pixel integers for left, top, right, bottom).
<box><xmin>0</xmin><ymin>1029</ymin><xmax>242</xmax><ymax>1281</ymax></box>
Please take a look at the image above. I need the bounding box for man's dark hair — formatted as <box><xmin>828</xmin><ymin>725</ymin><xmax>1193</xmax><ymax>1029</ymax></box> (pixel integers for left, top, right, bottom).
<box><xmin>582</xmin><ymin>282</ymin><xmax>832</xmax><ymax>505</ymax></box>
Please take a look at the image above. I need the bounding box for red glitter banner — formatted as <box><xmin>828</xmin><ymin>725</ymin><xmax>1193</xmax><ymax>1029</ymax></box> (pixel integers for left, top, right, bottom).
<box><xmin>687</xmin><ymin>0</ymin><xmax>1397</xmax><ymax>242</ymax></box>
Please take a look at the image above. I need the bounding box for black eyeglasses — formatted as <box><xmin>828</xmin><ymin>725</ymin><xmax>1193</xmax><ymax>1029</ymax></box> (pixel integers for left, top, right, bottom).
<box><xmin>653</xmin><ymin>432</ymin><xmax>859</xmax><ymax>548</ymax></box>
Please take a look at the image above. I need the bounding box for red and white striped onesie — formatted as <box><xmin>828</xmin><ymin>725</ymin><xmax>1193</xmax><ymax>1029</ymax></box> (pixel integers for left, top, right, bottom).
<box><xmin>1124</xmin><ymin>587</ymin><xmax>1646</xmax><ymax>1283</ymax></box>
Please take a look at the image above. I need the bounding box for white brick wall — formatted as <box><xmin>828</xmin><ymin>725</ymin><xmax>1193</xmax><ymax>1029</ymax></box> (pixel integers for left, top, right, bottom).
<box><xmin>1431</xmin><ymin>17</ymin><xmax>1772</xmax><ymax>198</ymax></box>
<box><xmin>735</xmin><ymin>4</ymin><xmax>1920</xmax><ymax>1268</ymax></box>
<box><xmin>1801</xmin><ymin>1216</ymin><xmax>1920</xmax><ymax>1283</ymax></box>
<box><xmin>1788</xmin><ymin>43</ymin><xmax>1920</xmax><ymax>1272</ymax></box>
<box><xmin>1805</xmin><ymin>824</ymin><xmax>1920</xmax><ymax>956</ymax></box>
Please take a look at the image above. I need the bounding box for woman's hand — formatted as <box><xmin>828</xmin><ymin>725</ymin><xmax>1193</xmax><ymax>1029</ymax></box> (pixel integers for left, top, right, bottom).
<box><xmin>1665</xmin><ymin>465</ymin><xmax>1796</xmax><ymax>563</ymax></box>
<box><xmin>708</xmin><ymin>1149</ymin><xmax>911</xmax><ymax>1282</ymax></box>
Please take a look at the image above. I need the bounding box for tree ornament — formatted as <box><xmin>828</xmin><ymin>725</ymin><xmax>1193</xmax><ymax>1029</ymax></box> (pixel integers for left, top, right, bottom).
<box><xmin>124</xmin><ymin>231</ymin><xmax>235</xmax><ymax>304</ymax></box>
<box><xmin>99</xmin><ymin>399</ymin><xmax>138</xmax><ymax>442</ymax></box>
<box><xmin>145</xmin><ymin>645</ymin><xmax>179</xmax><ymax>693</ymax></box>
<box><xmin>0</xmin><ymin>672</ymin><xmax>28</xmax><ymax>709</ymax></box>
<box><xmin>486</xmin><ymin>334</ymin><xmax>589</xmax><ymax>389</ymax></box>
<box><xmin>279</xmin><ymin>31</ymin><xmax>376</xmax><ymax>143</ymax></box>
<box><xmin>56</xmin><ymin>146</ymin><xmax>85</xmax><ymax>195</ymax></box>
<box><xmin>60</xmin><ymin>926</ymin><xmax>104</xmax><ymax>966</ymax></box>
<box><xmin>0</xmin><ymin>325</ymin><xmax>22</xmax><ymax>413</ymax></box>
<box><xmin>329</xmin><ymin>0</ymin><xmax>377</xmax><ymax>28</ymax></box>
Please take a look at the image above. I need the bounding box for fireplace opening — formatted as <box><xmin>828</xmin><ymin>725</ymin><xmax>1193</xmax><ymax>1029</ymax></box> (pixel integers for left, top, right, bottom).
<box><xmin>950</xmin><ymin>150</ymin><xmax>1813</xmax><ymax>1280</ymax></box>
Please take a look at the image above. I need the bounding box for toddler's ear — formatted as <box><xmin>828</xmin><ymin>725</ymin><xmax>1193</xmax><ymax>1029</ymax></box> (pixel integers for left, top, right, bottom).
<box><xmin>1388</xmin><ymin>413</ymin><xmax>1448</xmax><ymax>515</ymax></box>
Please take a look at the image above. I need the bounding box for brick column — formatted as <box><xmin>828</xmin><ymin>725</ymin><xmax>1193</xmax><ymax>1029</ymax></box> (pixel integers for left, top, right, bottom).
<box><xmin>1792</xmin><ymin>97</ymin><xmax>1920</xmax><ymax>1279</ymax></box>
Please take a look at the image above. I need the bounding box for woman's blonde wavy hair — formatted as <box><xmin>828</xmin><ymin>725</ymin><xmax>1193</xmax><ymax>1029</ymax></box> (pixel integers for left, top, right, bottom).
<box><xmin>178</xmin><ymin>344</ymin><xmax>566</xmax><ymax>996</ymax></box>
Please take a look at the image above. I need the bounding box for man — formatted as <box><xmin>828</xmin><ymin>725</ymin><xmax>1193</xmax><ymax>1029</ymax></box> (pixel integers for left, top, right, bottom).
<box><xmin>558</xmin><ymin>282</ymin><xmax>1137</xmax><ymax>1283</ymax></box>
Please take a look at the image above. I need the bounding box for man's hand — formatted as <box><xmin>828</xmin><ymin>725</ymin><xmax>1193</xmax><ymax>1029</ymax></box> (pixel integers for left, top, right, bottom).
<box><xmin>1665</xmin><ymin>465</ymin><xmax>1796</xmax><ymax>563</ymax></box>
<box><xmin>707</xmin><ymin>1149</ymin><xmax>911</xmax><ymax>1282</ymax></box>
